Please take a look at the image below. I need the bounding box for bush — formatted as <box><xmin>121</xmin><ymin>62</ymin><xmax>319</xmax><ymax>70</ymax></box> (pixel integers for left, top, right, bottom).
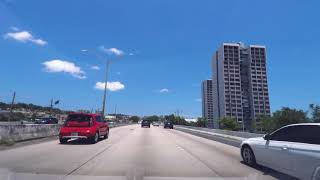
<box><xmin>219</xmin><ymin>117</ymin><xmax>239</xmax><ymax>131</ymax></box>
<box><xmin>0</xmin><ymin>137</ymin><xmax>15</xmax><ymax>146</ymax></box>
<box><xmin>129</xmin><ymin>116</ymin><xmax>140</xmax><ymax>123</ymax></box>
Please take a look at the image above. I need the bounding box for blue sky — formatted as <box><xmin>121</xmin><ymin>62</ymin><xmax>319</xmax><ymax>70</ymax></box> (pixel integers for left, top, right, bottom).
<box><xmin>0</xmin><ymin>0</ymin><xmax>320</xmax><ymax>117</ymax></box>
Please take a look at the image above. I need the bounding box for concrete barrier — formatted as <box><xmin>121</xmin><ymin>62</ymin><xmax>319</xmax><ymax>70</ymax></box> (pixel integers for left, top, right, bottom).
<box><xmin>0</xmin><ymin>124</ymin><xmax>61</xmax><ymax>142</ymax></box>
<box><xmin>175</xmin><ymin>125</ymin><xmax>263</xmax><ymax>139</ymax></box>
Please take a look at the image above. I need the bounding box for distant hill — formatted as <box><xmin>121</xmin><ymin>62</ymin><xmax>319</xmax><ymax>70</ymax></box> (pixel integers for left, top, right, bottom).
<box><xmin>0</xmin><ymin>102</ymin><xmax>65</xmax><ymax>114</ymax></box>
<box><xmin>0</xmin><ymin>102</ymin><xmax>71</xmax><ymax>121</ymax></box>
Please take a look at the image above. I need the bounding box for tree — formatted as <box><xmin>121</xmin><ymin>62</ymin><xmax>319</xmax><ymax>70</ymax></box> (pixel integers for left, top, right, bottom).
<box><xmin>219</xmin><ymin>117</ymin><xmax>239</xmax><ymax>131</ymax></box>
<box><xmin>261</xmin><ymin>116</ymin><xmax>275</xmax><ymax>133</ymax></box>
<box><xmin>196</xmin><ymin>118</ymin><xmax>207</xmax><ymax>127</ymax></box>
<box><xmin>145</xmin><ymin>115</ymin><xmax>159</xmax><ymax>122</ymax></box>
<box><xmin>309</xmin><ymin>104</ymin><xmax>320</xmax><ymax>123</ymax></box>
<box><xmin>129</xmin><ymin>116</ymin><xmax>140</xmax><ymax>123</ymax></box>
<box><xmin>165</xmin><ymin>114</ymin><xmax>176</xmax><ymax>122</ymax></box>
<box><xmin>250</xmin><ymin>119</ymin><xmax>257</xmax><ymax>133</ymax></box>
<box><xmin>272</xmin><ymin>107</ymin><xmax>308</xmax><ymax>129</ymax></box>
<box><xmin>163</xmin><ymin>114</ymin><xmax>188</xmax><ymax>125</ymax></box>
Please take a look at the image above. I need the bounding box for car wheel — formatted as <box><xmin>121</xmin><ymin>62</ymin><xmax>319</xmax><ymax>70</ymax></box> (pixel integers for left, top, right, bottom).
<box><xmin>59</xmin><ymin>138</ymin><xmax>68</xmax><ymax>144</ymax></box>
<box><xmin>241</xmin><ymin>145</ymin><xmax>256</xmax><ymax>166</ymax></box>
<box><xmin>90</xmin><ymin>133</ymin><xmax>99</xmax><ymax>144</ymax></box>
<box><xmin>104</xmin><ymin>130</ymin><xmax>109</xmax><ymax>139</ymax></box>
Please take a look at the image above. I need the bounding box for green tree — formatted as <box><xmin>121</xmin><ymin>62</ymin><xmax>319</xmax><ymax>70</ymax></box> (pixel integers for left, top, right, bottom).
<box><xmin>129</xmin><ymin>116</ymin><xmax>140</xmax><ymax>123</ymax></box>
<box><xmin>261</xmin><ymin>116</ymin><xmax>275</xmax><ymax>133</ymax></box>
<box><xmin>145</xmin><ymin>115</ymin><xmax>159</xmax><ymax>122</ymax></box>
<box><xmin>165</xmin><ymin>114</ymin><xmax>176</xmax><ymax>122</ymax></box>
<box><xmin>309</xmin><ymin>104</ymin><xmax>320</xmax><ymax>123</ymax></box>
<box><xmin>196</xmin><ymin>118</ymin><xmax>207</xmax><ymax>127</ymax></box>
<box><xmin>219</xmin><ymin>117</ymin><xmax>239</xmax><ymax>131</ymax></box>
<box><xmin>250</xmin><ymin>119</ymin><xmax>257</xmax><ymax>133</ymax></box>
<box><xmin>272</xmin><ymin>107</ymin><xmax>308</xmax><ymax>129</ymax></box>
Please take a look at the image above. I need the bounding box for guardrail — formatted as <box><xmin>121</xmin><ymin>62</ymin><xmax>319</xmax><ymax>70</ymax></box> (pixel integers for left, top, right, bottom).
<box><xmin>175</xmin><ymin>125</ymin><xmax>264</xmax><ymax>139</ymax></box>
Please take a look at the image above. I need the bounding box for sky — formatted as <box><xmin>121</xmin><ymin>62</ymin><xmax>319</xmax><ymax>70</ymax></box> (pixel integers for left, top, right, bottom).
<box><xmin>0</xmin><ymin>0</ymin><xmax>320</xmax><ymax>117</ymax></box>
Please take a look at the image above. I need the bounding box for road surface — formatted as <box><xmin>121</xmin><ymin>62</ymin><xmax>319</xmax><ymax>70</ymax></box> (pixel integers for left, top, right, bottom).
<box><xmin>0</xmin><ymin>125</ymin><xmax>293</xmax><ymax>180</ymax></box>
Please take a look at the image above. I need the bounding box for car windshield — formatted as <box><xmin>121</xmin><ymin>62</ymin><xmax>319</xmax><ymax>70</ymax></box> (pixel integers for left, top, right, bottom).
<box><xmin>1</xmin><ymin>1</ymin><xmax>320</xmax><ymax>180</ymax></box>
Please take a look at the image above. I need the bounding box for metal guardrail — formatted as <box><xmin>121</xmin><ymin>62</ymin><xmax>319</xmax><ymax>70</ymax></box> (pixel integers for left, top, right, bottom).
<box><xmin>175</xmin><ymin>125</ymin><xmax>264</xmax><ymax>139</ymax></box>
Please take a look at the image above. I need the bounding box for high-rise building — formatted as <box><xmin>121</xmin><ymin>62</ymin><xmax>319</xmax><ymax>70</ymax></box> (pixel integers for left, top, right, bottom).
<box><xmin>212</xmin><ymin>42</ymin><xmax>270</xmax><ymax>131</ymax></box>
<box><xmin>201</xmin><ymin>80</ymin><xmax>214</xmax><ymax>128</ymax></box>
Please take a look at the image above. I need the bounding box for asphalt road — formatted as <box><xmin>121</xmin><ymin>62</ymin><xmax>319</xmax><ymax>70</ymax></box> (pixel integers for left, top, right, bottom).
<box><xmin>0</xmin><ymin>125</ymin><xmax>294</xmax><ymax>180</ymax></box>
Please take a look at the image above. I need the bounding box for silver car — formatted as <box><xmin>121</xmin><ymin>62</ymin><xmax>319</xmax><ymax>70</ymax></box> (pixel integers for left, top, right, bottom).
<box><xmin>241</xmin><ymin>123</ymin><xmax>320</xmax><ymax>180</ymax></box>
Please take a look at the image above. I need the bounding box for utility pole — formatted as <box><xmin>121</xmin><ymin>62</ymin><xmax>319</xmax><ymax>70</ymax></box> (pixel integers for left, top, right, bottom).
<box><xmin>102</xmin><ymin>60</ymin><xmax>110</xmax><ymax>118</ymax></box>
<box><xmin>50</xmin><ymin>99</ymin><xmax>53</xmax><ymax>117</ymax></box>
<box><xmin>114</xmin><ymin>104</ymin><xmax>117</xmax><ymax>115</ymax></box>
<box><xmin>9</xmin><ymin>91</ymin><xmax>16</xmax><ymax>122</ymax></box>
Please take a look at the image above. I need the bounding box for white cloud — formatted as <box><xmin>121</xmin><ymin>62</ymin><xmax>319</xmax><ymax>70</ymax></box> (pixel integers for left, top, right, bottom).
<box><xmin>30</xmin><ymin>39</ymin><xmax>47</xmax><ymax>46</ymax></box>
<box><xmin>95</xmin><ymin>81</ymin><xmax>125</xmax><ymax>91</ymax></box>
<box><xmin>5</xmin><ymin>31</ymin><xmax>32</xmax><ymax>42</ymax></box>
<box><xmin>42</xmin><ymin>59</ymin><xmax>86</xmax><ymax>79</ymax></box>
<box><xmin>99</xmin><ymin>46</ymin><xmax>124</xmax><ymax>56</ymax></box>
<box><xmin>129</xmin><ymin>53</ymin><xmax>134</xmax><ymax>56</ymax></box>
<box><xmin>4</xmin><ymin>30</ymin><xmax>47</xmax><ymax>46</ymax></box>
<box><xmin>195</xmin><ymin>98</ymin><xmax>202</xmax><ymax>102</ymax></box>
<box><xmin>90</xmin><ymin>65</ymin><xmax>100</xmax><ymax>70</ymax></box>
<box><xmin>159</xmin><ymin>88</ymin><xmax>169</xmax><ymax>93</ymax></box>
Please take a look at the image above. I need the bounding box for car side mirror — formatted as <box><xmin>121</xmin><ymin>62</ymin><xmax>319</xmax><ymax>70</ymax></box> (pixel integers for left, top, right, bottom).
<box><xmin>263</xmin><ymin>134</ymin><xmax>271</xmax><ymax>141</ymax></box>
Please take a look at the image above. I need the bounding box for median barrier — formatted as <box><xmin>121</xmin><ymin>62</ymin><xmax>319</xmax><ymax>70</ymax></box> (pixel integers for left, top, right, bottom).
<box><xmin>0</xmin><ymin>124</ymin><xmax>61</xmax><ymax>142</ymax></box>
<box><xmin>175</xmin><ymin>125</ymin><xmax>263</xmax><ymax>140</ymax></box>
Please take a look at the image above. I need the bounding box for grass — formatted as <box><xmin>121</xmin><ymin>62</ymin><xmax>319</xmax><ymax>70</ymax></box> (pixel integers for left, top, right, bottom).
<box><xmin>0</xmin><ymin>137</ymin><xmax>15</xmax><ymax>146</ymax></box>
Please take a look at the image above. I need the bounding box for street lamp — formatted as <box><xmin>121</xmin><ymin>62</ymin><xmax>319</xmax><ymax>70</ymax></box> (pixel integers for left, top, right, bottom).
<box><xmin>82</xmin><ymin>49</ymin><xmax>110</xmax><ymax>117</ymax></box>
<box><xmin>101</xmin><ymin>60</ymin><xmax>110</xmax><ymax>117</ymax></box>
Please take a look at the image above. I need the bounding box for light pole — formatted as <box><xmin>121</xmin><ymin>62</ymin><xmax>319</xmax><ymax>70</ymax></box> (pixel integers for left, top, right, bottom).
<box><xmin>9</xmin><ymin>91</ymin><xmax>16</xmax><ymax>122</ymax></box>
<box><xmin>82</xmin><ymin>49</ymin><xmax>110</xmax><ymax>117</ymax></box>
<box><xmin>101</xmin><ymin>60</ymin><xmax>110</xmax><ymax>117</ymax></box>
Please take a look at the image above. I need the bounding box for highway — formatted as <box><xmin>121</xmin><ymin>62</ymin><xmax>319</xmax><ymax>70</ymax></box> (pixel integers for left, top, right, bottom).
<box><xmin>0</xmin><ymin>125</ymin><xmax>293</xmax><ymax>180</ymax></box>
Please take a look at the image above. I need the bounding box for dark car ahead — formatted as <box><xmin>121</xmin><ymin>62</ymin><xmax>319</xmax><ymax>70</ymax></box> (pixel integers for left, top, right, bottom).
<box><xmin>164</xmin><ymin>121</ymin><xmax>173</xmax><ymax>129</ymax></box>
<box><xmin>141</xmin><ymin>120</ymin><xmax>150</xmax><ymax>128</ymax></box>
<box><xmin>36</xmin><ymin>117</ymin><xmax>58</xmax><ymax>124</ymax></box>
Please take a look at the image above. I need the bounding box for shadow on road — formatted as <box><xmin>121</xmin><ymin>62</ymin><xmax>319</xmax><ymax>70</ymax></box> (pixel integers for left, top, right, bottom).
<box><xmin>176</xmin><ymin>128</ymin><xmax>298</xmax><ymax>180</ymax></box>
<box><xmin>240</xmin><ymin>161</ymin><xmax>298</xmax><ymax>180</ymax></box>
<box><xmin>58</xmin><ymin>138</ymin><xmax>101</xmax><ymax>145</ymax></box>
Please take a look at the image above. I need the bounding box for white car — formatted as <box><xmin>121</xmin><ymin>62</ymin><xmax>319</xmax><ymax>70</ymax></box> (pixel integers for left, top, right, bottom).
<box><xmin>241</xmin><ymin>123</ymin><xmax>320</xmax><ymax>180</ymax></box>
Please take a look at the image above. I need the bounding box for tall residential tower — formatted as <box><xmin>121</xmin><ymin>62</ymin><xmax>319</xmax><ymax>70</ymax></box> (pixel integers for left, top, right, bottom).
<box><xmin>202</xmin><ymin>80</ymin><xmax>214</xmax><ymax>128</ymax></box>
<box><xmin>212</xmin><ymin>42</ymin><xmax>270</xmax><ymax>131</ymax></box>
